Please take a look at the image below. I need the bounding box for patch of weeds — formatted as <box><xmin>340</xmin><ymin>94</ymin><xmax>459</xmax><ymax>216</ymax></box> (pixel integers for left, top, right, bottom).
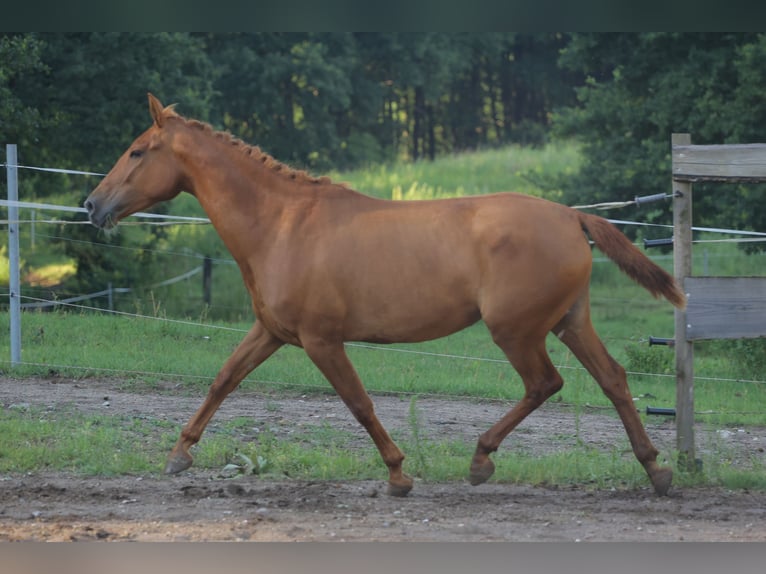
<box><xmin>220</xmin><ymin>452</ymin><xmax>269</xmax><ymax>478</ymax></box>
<box><xmin>624</xmin><ymin>342</ymin><xmax>673</xmax><ymax>376</ymax></box>
<box><xmin>406</xmin><ymin>395</ymin><xmax>429</xmax><ymax>478</ymax></box>
<box><xmin>706</xmin><ymin>339</ymin><xmax>766</xmax><ymax>381</ymax></box>
<box><xmin>0</xmin><ymin>408</ymin><xmax>167</xmax><ymax>475</ymax></box>
<box><xmin>492</xmin><ymin>446</ymin><xmax>650</xmax><ymax>490</ymax></box>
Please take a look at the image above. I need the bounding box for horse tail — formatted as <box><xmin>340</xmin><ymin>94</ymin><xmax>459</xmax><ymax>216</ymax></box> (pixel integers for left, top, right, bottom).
<box><xmin>577</xmin><ymin>211</ymin><xmax>686</xmax><ymax>309</ymax></box>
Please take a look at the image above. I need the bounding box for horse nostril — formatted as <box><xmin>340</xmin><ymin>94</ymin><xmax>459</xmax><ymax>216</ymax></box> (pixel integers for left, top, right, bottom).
<box><xmin>84</xmin><ymin>199</ymin><xmax>95</xmax><ymax>214</ymax></box>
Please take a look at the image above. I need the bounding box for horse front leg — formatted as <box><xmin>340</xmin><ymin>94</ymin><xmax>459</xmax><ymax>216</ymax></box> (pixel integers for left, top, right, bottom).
<box><xmin>165</xmin><ymin>322</ymin><xmax>283</xmax><ymax>474</ymax></box>
<box><xmin>302</xmin><ymin>338</ymin><xmax>413</xmax><ymax>497</ymax></box>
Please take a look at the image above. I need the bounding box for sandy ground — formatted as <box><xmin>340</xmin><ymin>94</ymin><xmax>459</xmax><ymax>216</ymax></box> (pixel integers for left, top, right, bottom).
<box><xmin>1</xmin><ymin>375</ymin><xmax>765</xmax><ymax>542</ymax></box>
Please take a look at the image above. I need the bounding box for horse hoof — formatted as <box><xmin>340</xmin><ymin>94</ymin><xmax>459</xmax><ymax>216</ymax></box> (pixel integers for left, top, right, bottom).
<box><xmin>165</xmin><ymin>452</ymin><xmax>193</xmax><ymax>475</ymax></box>
<box><xmin>387</xmin><ymin>475</ymin><xmax>414</xmax><ymax>497</ymax></box>
<box><xmin>651</xmin><ymin>467</ymin><xmax>673</xmax><ymax>496</ymax></box>
<box><xmin>469</xmin><ymin>458</ymin><xmax>495</xmax><ymax>486</ymax></box>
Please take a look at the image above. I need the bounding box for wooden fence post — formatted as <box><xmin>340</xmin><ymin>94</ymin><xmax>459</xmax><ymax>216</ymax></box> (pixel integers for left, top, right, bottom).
<box><xmin>671</xmin><ymin>133</ymin><xmax>697</xmax><ymax>471</ymax></box>
<box><xmin>671</xmin><ymin>134</ymin><xmax>766</xmax><ymax>472</ymax></box>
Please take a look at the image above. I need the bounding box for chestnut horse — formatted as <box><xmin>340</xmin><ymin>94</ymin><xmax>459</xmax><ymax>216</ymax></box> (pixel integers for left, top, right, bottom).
<box><xmin>85</xmin><ymin>94</ymin><xmax>685</xmax><ymax>497</ymax></box>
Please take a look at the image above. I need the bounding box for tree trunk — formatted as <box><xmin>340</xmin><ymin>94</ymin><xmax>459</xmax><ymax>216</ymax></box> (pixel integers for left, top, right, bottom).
<box><xmin>426</xmin><ymin>102</ymin><xmax>436</xmax><ymax>161</ymax></box>
<box><xmin>412</xmin><ymin>85</ymin><xmax>425</xmax><ymax>161</ymax></box>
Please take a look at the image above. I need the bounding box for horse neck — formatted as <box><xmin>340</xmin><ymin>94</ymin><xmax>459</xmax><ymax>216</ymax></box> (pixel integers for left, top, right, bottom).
<box><xmin>173</xmin><ymin>127</ymin><xmax>320</xmax><ymax>262</ymax></box>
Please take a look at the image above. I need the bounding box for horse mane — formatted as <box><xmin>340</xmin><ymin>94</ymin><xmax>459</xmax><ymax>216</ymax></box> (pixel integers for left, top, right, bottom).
<box><xmin>168</xmin><ymin>109</ymin><xmax>333</xmax><ymax>186</ymax></box>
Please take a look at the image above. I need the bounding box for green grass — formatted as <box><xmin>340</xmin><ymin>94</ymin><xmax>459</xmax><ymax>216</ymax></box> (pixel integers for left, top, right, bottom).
<box><xmin>2</xmin><ymin>403</ymin><xmax>763</xmax><ymax>491</ymax></box>
<box><xmin>327</xmin><ymin>141</ymin><xmax>579</xmax><ymax>201</ymax></box>
<box><xmin>0</xmin><ymin>406</ymin><xmax>166</xmax><ymax>475</ymax></box>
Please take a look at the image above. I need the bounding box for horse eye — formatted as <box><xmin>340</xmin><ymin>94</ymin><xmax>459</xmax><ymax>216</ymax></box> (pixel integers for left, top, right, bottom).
<box><xmin>129</xmin><ymin>149</ymin><xmax>144</xmax><ymax>159</ymax></box>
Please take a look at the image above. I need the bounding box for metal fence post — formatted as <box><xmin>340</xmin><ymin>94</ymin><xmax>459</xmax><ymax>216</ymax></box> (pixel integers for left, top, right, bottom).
<box><xmin>6</xmin><ymin>144</ymin><xmax>22</xmax><ymax>366</ymax></box>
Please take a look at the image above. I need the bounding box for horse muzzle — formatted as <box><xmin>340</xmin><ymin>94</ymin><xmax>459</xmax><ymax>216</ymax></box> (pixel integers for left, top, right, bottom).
<box><xmin>83</xmin><ymin>196</ymin><xmax>117</xmax><ymax>230</ymax></box>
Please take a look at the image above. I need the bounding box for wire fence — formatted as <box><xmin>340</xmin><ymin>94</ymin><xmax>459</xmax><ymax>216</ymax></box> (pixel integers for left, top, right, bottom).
<box><xmin>3</xmin><ymin>160</ymin><xmax>766</xmax><ymax>408</ymax></box>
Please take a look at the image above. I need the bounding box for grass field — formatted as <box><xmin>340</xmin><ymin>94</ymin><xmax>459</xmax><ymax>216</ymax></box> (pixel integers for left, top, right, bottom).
<box><xmin>2</xmin><ymin>141</ymin><xmax>765</xmax><ymax>489</ymax></box>
<box><xmin>326</xmin><ymin>141</ymin><xmax>579</xmax><ymax>201</ymax></box>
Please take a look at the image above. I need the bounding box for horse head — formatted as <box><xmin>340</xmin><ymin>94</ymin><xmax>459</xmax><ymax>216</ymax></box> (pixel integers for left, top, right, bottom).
<box><xmin>84</xmin><ymin>93</ymin><xmax>185</xmax><ymax>229</ymax></box>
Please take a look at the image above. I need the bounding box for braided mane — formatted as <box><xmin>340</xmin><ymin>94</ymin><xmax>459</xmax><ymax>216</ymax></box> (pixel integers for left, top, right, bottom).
<box><xmin>167</xmin><ymin>108</ymin><xmax>331</xmax><ymax>185</ymax></box>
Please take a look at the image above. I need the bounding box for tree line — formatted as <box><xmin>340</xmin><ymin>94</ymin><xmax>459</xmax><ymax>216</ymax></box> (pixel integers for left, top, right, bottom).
<box><xmin>1</xmin><ymin>32</ymin><xmax>578</xmax><ymax>175</ymax></box>
<box><xmin>554</xmin><ymin>32</ymin><xmax>766</xmax><ymax>239</ymax></box>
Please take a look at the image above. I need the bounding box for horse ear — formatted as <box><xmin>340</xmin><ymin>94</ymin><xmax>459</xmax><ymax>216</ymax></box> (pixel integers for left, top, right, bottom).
<box><xmin>148</xmin><ymin>93</ymin><xmax>165</xmax><ymax>128</ymax></box>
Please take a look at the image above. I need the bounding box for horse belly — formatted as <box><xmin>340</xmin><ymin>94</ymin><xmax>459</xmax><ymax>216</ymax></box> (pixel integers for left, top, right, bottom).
<box><xmin>343</xmin><ymin>269</ymin><xmax>482</xmax><ymax>344</ymax></box>
<box><xmin>350</xmin><ymin>305</ymin><xmax>481</xmax><ymax>344</ymax></box>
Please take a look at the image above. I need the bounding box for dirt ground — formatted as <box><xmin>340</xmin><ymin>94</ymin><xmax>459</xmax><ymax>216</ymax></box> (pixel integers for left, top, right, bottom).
<box><xmin>1</xmin><ymin>375</ymin><xmax>765</xmax><ymax>542</ymax></box>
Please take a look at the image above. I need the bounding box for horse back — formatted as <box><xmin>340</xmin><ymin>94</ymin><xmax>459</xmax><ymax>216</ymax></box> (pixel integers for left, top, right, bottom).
<box><xmin>262</xmin><ymin>192</ymin><xmax>592</xmax><ymax>344</ymax></box>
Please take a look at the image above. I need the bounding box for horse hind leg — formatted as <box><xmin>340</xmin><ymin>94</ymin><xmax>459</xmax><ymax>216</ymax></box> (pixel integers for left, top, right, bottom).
<box><xmin>556</xmin><ymin>314</ymin><xmax>673</xmax><ymax>496</ymax></box>
<box><xmin>470</xmin><ymin>337</ymin><xmax>564</xmax><ymax>486</ymax></box>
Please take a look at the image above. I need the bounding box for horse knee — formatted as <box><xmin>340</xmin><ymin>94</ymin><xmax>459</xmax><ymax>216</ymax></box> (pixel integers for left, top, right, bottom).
<box><xmin>526</xmin><ymin>373</ymin><xmax>564</xmax><ymax>404</ymax></box>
